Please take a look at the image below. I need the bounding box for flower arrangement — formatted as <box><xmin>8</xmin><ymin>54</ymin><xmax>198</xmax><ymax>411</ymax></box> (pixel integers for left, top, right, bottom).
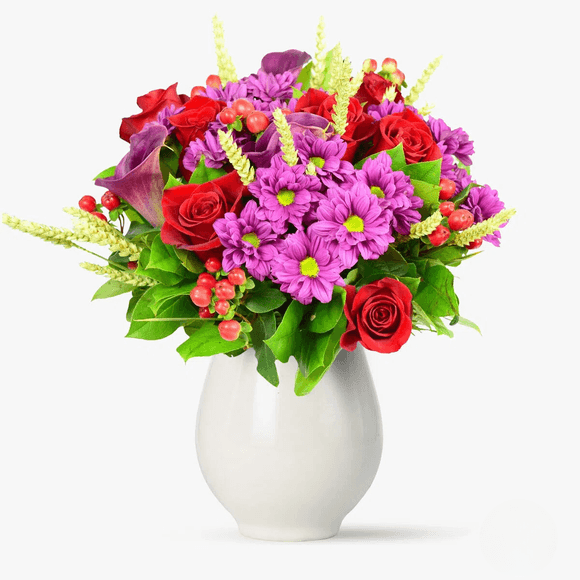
<box><xmin>2</xmin><ymin>16</ymin><xmax>515</xmax><ymax>395</ymax></box>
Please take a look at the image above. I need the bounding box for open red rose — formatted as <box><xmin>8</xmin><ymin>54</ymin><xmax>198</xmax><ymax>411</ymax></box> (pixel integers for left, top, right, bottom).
<box><xmin>168</xmin><ymin>96</ymin><xmax>225</xmax><ymax>148</ymax></box>
<box><xmin>120</xmin><ymin>83</ymin><xmax>189</xmax><ymax>142</ymax></box>
<box><xmin>340</xmin><ymin>277</ymin><xmax>413</xmax><ymax>354</ymax></box>
<box><xmin>370</xmin><ymin>108</ymin><xmax>442</xmax><ymax>164</ymax></box>
<box><xmin>160</xmin><ymin>171</ymin><xmax>246</xmax><ymax>262</ymax></box>
<box><xmin>354</xmin><ymin>72</ymin><xmax>403</xmax><ymax>109</ymax></box>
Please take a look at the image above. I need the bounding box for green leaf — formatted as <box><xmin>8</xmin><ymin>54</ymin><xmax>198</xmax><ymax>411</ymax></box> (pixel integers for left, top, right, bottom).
<box><xmin>308</xmin><ymin>287</ymin><xmax>346</xmax><ymax>333</ymax></box>
<box><xmin>177</xmin><ymin>323</ymin><xmax>246</xmax><ymax>360</ymax></box>
<box><xmin>452</xmin><ymin>182</ymin><xmax>478</xmax><ymax>206</ymax></box>
<box><xmin>399</xmin><ymin>276</ymin><xmax>421</xmax><ymax>296</ymax></box>
<box><xmin>410</xmin><ymin>179</ymin><xmax>441</xmax><ymax>218</ymax></box>
<box><xmin>93</xmin><ymin>165</ymin><xmax>116</xmax><ymax>180</ymax></box>
<box><xmin>250</xmin><ymin>312</ymin><xmax>279</xmax><ymax>387</ymax></box>
<box><xmin>294</xmin><ymin>61</ymin><xmax>313</xmax><ymax>97</ymax></box>
<box><xmin>159</xmin><ymin>142</ymin><xmax>181</xmax><ymax>183</ymax></box>
<box><xmin>174</xmin><ymin>248</ymin><xmax>205</xmax><ymax>274</ymax></box>
<box><xmin>423</xmin><ymin>246</ymin><xmax>468</xmax><ymax>267</ymax></box>
<box><xmin>320</xmin><ymin>47</ymin><xmax>336</xmax><ymax>92</ymax></box>
<box><xmin>92</xmin><ymin>279</ymin><xmax>134</xmax><ymax>300</ymax></box>
<box><xmin>449</xmin><ymin>315</ymin><xmax>481</xmax><ymax>334</ymax></box>
<box><xmin>245</xmin><ymin>285</ymin><xmax>287</xmax><ymax>313</ymax></box>
<box><xmin>188</xmin><ymin>155</ymin><xmax>228</xmax><ymax>185</ymax></box>
<box><xmin>126</xmin><ymin>288</ymin><xmax>146</xmax><ymax>322</ymax></box>
<box><xmin>296</xmin><ymin>330</ymin><xmax>332</xmax><ymax>377</ymax></box>
<box><xmin>165</xmin><ymin>174</ymin><xmax>183</xmax><ymax>189</ymax></box>
<box><xmin>353</xmin><ymin>143</ymin><xmax>406</xmax><ymax>171</ymax></box>
<box><xmin>402</xmin><ymin>158</ymin><xmax>442</xmax><ymax>186</ymax></box>
<box><xmin>356</xmin><ymin>247</ymin><xmax>409</xmax><ymax>287</ymax></box>
<box><xmin>264</xmin><ymin>300</ymin><xmax>306</xmax><ymax>363</ymax></box>
<box><xmin>147</xmin><ymin>234</ymin><xmax>189</xmax><ymax>276</ymax></box>
<box><xmin>135</xmin><ymin>246</ymin><xmax>185</xmax><ymax>287</ymax></box>
<box><xmin>414</xmin><ymin>264</ymin><xmax>459</xmax><ymax>318</ymax></box>
<box><xmin>148</xmin><ymin>281</ymin><xmax>197</xmax><ymax>315</ymax></box>
<box><xmin>125</xmin><ymin>221</ymin><xmax>159</xmax><ymax>241</ymax></box>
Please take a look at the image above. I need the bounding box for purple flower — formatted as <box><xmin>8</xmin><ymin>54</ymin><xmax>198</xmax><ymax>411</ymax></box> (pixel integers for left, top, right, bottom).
<box><xmin>461</xmin><ymin>185</ymin><xmax>505</xmax><ymax>246</ymax></box>
<box><xmin>357</xmin><ymin>152</ymin><xmax>422</xmax><ymax>235</ymax></box>
<box><xmin>271</xmin><ymin>229</ymin><xmax>345</xmax><ymax>305</ymax></box>
<box><xmin>202</xmin><ymin>81</ymin><xmax>249</xmax><ymax>103</ymax></box>
<box><xmin>143</xmin><ymin>104</ymin><xmax>184</xmax><ymax>134</ymax></box>
<box><xmin>367</xmin><ymin>99</ymin><xmax>406</xmax><ymax>121</ymax></box>
<box><xmin>260</xmin><ymin>50</ymin><xmax>311</xmax><ymax>75</ymax></box>
<box><xmin>428</xmin><ymin>117</ymin><xmax>474</xmax><ymax>165</ymax></box>
<box><xmin>310</xmin><ymin>182</ymin><xmax>394</xmax><ymax>269</ymax></box>
<box><xmin>183</xmin><ymin>131</ymin><xmax>227</xmax><ymax>171</ymax></box>
<box><xmin>213</xmin><ymin>201</ymin><xmax>279</xmax><ymax>280</ymax></box>
<box><xmin>245</xmin><ymin>70</ymin><xmax>298</xmax><ymax>103</ymax></box>
<box><xmin>248</xmin><ymin>158</ymin><xmax>321</xmax><ymax>232</ymax></box>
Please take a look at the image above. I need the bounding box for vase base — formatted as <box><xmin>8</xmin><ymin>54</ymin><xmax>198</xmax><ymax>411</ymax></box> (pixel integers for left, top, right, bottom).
<box><xmin>238</xmin><ymin>523</ymin><xmax>341</xmax><ymax>542</ymax></box>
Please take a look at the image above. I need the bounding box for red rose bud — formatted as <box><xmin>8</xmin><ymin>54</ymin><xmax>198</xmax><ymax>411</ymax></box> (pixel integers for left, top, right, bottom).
<box><xmin>205</xmin><ymin>257</ymin><xmax>222</xmax><ymax>273</ymax></box>
<box><xmin>190</xmin><ymin>285</ymin><xmax>213</xmax><ymax>307</ymax></box>
<box><xmin>219</xmin><ymin>107</ymin><xmax>237</xmax><ymax>124</ymax></box>
<box><xmin>101</xmin><ymin>191</ymin><xmax>120</xmax><ymax>211</ymax></box>
<box><xmin>245</xmin><ymin>111</ymin><xmax>269</xmax><ymax>134</ymax></box>
<box><xmin>127</xmin><ymin>261</ymin><xmax>138</xmax><ymax>270</ymax></box>
<box><xmin>91</xmin><ymin>212</ymin><xmax>107</xmax><ymax>221</ymax></box>
<box><xmin>199</xmin><ymin>306</ymin><xmax>214</xmax><ymax>319</ymax></box>
<box><xmin>79</xmin><ymin>195</ymin><xmax>96</xmax><ymax>212</ymax></box>
<box><xmin>428</xmin><ymin>225</ymin><xmax>450</xmax><ymax>246</ymax></box>
<box><xmin>215</xmin><ymin>280</ymin><xmax>235</xmax><ymax>301</ymax></box>
<box><xmin>227</xmin><ymin>267</ymin><xmax>246</xmax><ymax>286</ymax></box>
<box><xmin>448</xmin><ymin>209</ymin><xmax>475</xmax><ymax>231</ymax></box>
<box><xmin>381</xmin><ymin>58</ymin><xmax>398</xmax><ymax>74</ymax></box>
<box><xmin>439</xmin><ymin>178</ymin><xmax>457</xmax><ymax>200</ymax></box>
<box><xmin>215</xmin><ymin>299</ymin><xmax>230</xmax><ymax>316</ymax></box>
<box><xmin>439</xmin><ymin>201</ymin><xmax>455</xmax><ymax>217</ymax></box>
<box><xmin>467</xmin><ymin>238</ymin><xmax>483</xmax><ymax>250</ymax></box>
<box><xmin>363</xmin><ymin>58</ymin><xmax>378</xmax><ymax>73</ymax></box>
<box><xmin>197</xmin><ymin>273</ymin><xmax>217</xmax><ymax>288</ymax></box>
<box><xmin>391</xmin><ymin>69</ymin><xmax>405</xmax><ymax>85</ymax></box>
<box><xmin>218</xmin><ymin>320</ymin><xmax>241</xmax><ymax>341</ymax></box>
<box><xmin>232</xmin><ymin>98</ymin><xmax>255</xmax><ymax>118</ymax></box>
<box><xmin>206</xmin><ymin>74</ymin><xmax>221</xmax><ymax>88</ymax></box>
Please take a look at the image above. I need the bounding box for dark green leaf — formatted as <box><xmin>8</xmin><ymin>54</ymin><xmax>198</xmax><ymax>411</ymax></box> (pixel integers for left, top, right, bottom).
<box><xmin>414</xmin><ymin>264</ymin><xmax>459</xmax><ymax>318</ymax></box>
<box><xmin>250</xmin><ymin>311</ymin><xmax>279</xmax><ymax>387</ymax></box>
<box><xmin>308</xmin><ymin>287</ymin><xmax>346</xmax><ymax>333</ymax></box>
<box><xmin>177</xmin><ymin>323</ymin><xmax>246</xmax><ymax>360</ymax></box>
<box><xmin>264</xmin><ymin>300</ymin><xmax>306</xmax><ymax>363</ymax></box>
<box><xmin>148</xmin><ymin>281</ymin><xmax>197</xmax><ymax>315</ymax></box>
<box><xmin>399</xmin><ymin>276</ymin><xmax>421</xmax><ymax>296</ymax></box>
<box><xmin>423</xmin><ymin>246</ymin><xmax>468</xmax><ymax>266</ymax></box>
<box><xmin>92</xmin><ymin>279</ymin><xmax>134</xmax><ymax>300</ymax></box>
<box><xmin>126</xmin><ymin>221</ymin><xmax>159</xmax><ymax>241</ymax></box>
<box><xmin>174</xmin><ymin>248</ymin><xmax>205</xmax><ymax>274</ymax></box>
<box><xmin>296</xmin><ymin>330</ymin><xmax>332</xmax><ymax>377</ymax></box>
<box><xmin>245</xmin><ymin>286</ymin><xmax>287</xmax><ymax>313</ymax></box>
<box><xmin>452</xmin><ymin>182</ymin><xmax>478</xmax><ymax>206</ymax></box>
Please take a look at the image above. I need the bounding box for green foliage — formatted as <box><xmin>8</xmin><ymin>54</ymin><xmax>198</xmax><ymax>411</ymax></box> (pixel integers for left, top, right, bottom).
<box><xmin>293</xmin><ymin>61</ymin><xmax>313</xmax><ymax>97</ymax></box>
<box><xmin>354</xmin><ymin>143</ymin><xmax>406</xmax><ymax>171</ymax></box>
<box><xmin>92</xmin><ymin>279</ymin><xmax>134</xmax><ymax>300</ymax></box>
<box><xmin>93</xmin><ymin>166</ymin><xmax>116</xmax><ymax>180</ymax></box>
<box><xmin>308</xmin><ymin>287</ymin><xmax>346</xmax><ymax>333</ymax></box>
<box><xmin>264</xmin><ymin>300</ymin><xmax>306</xmax><ymax>363</ymax></box>
<box><xmin>414</xmin><ymin>263</ymin><xmax>459</xmax><ymax>318</ymax></box>
<box><xmin>188</xmin><ymin>155</ymin><xmax>228</xmax><ymax>185</ymax></box>
<box><xmin>177</xmin><ymin>323</ymin><xmax>247</xmax><ymax>360</ymax></box>
<box><xmin>250</xmin><ymin>311</ymin><xmax>279</xmax><ymax>386</ymax></box>
<box><xmin>245</xmin><ymin>281</ymin><xmax>288</xmax><ymax>313</ymax></box>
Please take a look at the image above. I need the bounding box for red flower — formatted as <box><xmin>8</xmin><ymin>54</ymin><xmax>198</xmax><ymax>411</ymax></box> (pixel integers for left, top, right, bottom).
<box><xmin>168</xmin><ymin>96</ymin><xmax>225</xmax><ymax>148</ymax></box>
<box><xmin>160</xmin><ymin>171</ymin><xmax>246</xmax><ymax>262</ymax></box>
<box><xmin>370</xmin><ymin>108</ymin><xmax>442</xmax><ymax>164</ymax></box>
<box><xmin>120</xmin><ymin>83</ymin><xmax>188</xmax><ymax>142</ymax></box>
<box><xmin>354</xmin><ymin>72</ymin><xmax>403</xmax><ymax>109</ymax></box>
<box><xmin>340</xmin><ymin>278</ymin><xmax>413</xmax><ymax>354</ymax></box>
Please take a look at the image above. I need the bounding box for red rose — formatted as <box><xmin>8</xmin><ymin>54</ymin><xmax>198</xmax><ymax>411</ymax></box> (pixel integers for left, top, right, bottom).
<box><xmin>120</xmin><ymin>83</ymin><xmax>189</xmax><ymax>142</ymax></box>
<box><xmin>294</xmin><ymin>88</ymin><xmax>328</xmax><ymax>114</ymax></box>
<box><xmin>160</xmin><ymin>171</ymin><xmax>246</xmax><ymax>261</ymax></box>
<box><xmin>340</xmin><ymin>278</ymin><xmax>413</xmax><ymax>354</ymax></box>
<box><xmin>168</xmin><ymin>96</ymin><xmax>225</xmax><ymax>148</ymax></box>
<box><xmin>370</xmin><ymin>108</ymin><xmax>442</xmax><ymax>164</ymax></box>
<box><xmin>354</xmin><ymin>72</ymin><xmax>403</xmax><ymax>109</ymax></box>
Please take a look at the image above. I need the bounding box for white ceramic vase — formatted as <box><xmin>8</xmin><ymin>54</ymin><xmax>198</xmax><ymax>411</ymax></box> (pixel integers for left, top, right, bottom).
<box><xmin>195</xmin><ymin>347</ymin><xmax>383</xmax><ymax>541</ymax></box>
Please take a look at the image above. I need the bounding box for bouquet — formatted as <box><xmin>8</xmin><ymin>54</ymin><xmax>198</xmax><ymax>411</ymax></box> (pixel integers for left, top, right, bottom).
<box><xmin>2</xmin><ymin>16</ymin><xmax>515</xmax><ymax>395</ymax></box>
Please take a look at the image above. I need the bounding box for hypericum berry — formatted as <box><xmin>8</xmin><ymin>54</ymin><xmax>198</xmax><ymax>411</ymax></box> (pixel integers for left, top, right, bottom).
<box><xmin>381</xmin><ymin>58</ymin><xmax>398</xmax><ymax>73</ymax></box>
<box><xmin>391</xmin><ymin>69</ymin><xmax>405</xmax><ymax>85</ymax></box>
<box><xmin>197</xmin><ymin>273</ymin><xmax>216</xmax><ymax>288</ymax></box>
<box><xmin>205</xmin><ymin>257</ymin><xmax>222</xmax><ymax>273</ymax></box>
<box><xmin>199</xmin><ymin>306</ymin><xmax>214</xmax><ymax>319</ymax></box>
<box><xmin>190</xmin><ymin>285</ymin><xmax>212</xmax><ymax>307</ymax></box>
<box><xmin>439</xmin><ymin>178</ymin><xmax>457</xmax><ymax>200</ymax></box>
<box><xmin>219</xmin><ymin>107</ymin><xmax>237</xmax><ymax>124</ymax></box>
<box><xmin>206</xmin><ymin>74</ymin><xmax>221</xmax><ymax>88</ymax></box>
<box><xmin>467</xmin><ymin>238</ymin><xmax>483</xmax><ymax>250</ymax></box>
<box><xmin>101</xmin><ymin>191</ymin><xmax>120</xmax><ymax>211</ymax></box>
<box><xmin>363</xmin><ymin>58</ymin><xmax>378</xmax><ymax>73</ymax></box>
<box><xmin>127</xmin><ymin>261</ymin><xmax>138</xmax><ymax>270</ymax></box>
<box><xmin>232</xmin><ymin>98</ymin><xmax>255</xmax><ymax>118</ymax></box>
<box><xmin>215</xmin><ymin>299</ymin><xmax>230</xmax><ymax>316</ymax></box>
<box><xmin>191</xmin><ymin>85</ymin><xmax>205</xmax><ymax>97</ymax></box>
<box><xmin>227</xmin><ymin>267</ymin><xmax>246</xmax><ymax>286</ymax></box>
<box><xmin>439</xmin><ymin>201</ymin><xmax>455</xmax><ymax>217</ymax></box>
<box><xmin>428</xmin><ymin>225</ymin><xmax>450</xmax><ymax>247</ymax></box>
<box><xmin>215</xmin><ymin>280</ymin><xmax>235</xmax><ymax>300</ymax></box>
<box><xmin>218</xmin><ymin>320</ymin><xmax>242</xmax><ymax>341</ymax></box>
<box><xmin>79</xmin><ymin>195</ymin><xmax>96</xmax><ymax>212</ymax></box>
<box><xmin>245</xmin><ymin>111</ymin><xmax>269</xmax><ymax>134</ymax></box>
<box><xmin>448</xmin><ymin>209</ymin><xmax>475</xmax><ymax>231</ymax></box>
<box><xmin>280</xmin><ymin>108</ymin><xmax>292</xmax><ymax>116</ymax></box>
<box><xmin>91</xmin><ymin>212</ymin><xmax>107</xmax><ymax>221</ymax></box>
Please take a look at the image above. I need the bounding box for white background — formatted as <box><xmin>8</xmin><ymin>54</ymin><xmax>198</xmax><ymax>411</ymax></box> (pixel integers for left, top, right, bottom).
<box><xmin>1</xmin><ymin>0</ymin><xmax>578</xmax><ymax>578</ymax></box>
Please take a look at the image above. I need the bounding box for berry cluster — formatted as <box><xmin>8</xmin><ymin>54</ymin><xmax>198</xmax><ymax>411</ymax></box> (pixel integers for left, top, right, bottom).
<box><xmin>78</xmin><ymin>191</ymin><xmax>121</xmax><ymax>222</ymax></box>
<box><xmin>219</xmin><ymin>97</ymin><xmax>271</xmax><ymax>134</ymax></box>
<box><xmin>363</xmin><ymin>57</ymin><xmax>405</xmax><ymax>86</ymax></box>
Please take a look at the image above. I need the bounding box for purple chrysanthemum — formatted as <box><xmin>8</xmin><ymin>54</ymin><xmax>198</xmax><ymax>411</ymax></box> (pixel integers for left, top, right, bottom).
<box><xmin>203</xmin><ymin>81</ymin><xmax>249</xmax><ymax>103</ymax></box>
<box><xmin>271</xmin><ymin>229</ymin><xmax>345</xmax><ymax>305</ymax></box>
<box><xmin>367</xmin><ymin>99</ymin><xmax>405</xmax><ymax>121</ymax></box>
<box><xmin>460</xmin><ymin>185</ymin><xmax>505</xmax><ymax>247</ymax></box>
<box><xmin>213</xmin><ymin>201</ymin><xmax>279</xmax><ymax>280</ymax></box>
<box><xmin>310</xmin><ymin>182</ymin><xmax>394</xmax><ymax>269</ymax></box>
<box><xmin>357</xmin><ymin>152</ymin><xmax>422</xmax><ymax>235</ymax></box>
<box><xmin>248</xmin><ymin>157</ymin><xmax>321</xmax><ymax>232</ymax></box>
<box><xmin>144</xmin><ymin>104</ymin><xmax>184</xmax><ymax>134</ymax></box>
<box><xmin>183</xmin><ymin>131</ymin><xmax>227</xmax><ymax>171</ymax></box>
<box><xmin>428</xmin><ymin>117</ymin><xmax>474</xmax><ymax>166</ymax></box>
<box><xmin>245</xmin><ymin>70</ymin><xmax>298</xmax><ymax>103</ymax></box>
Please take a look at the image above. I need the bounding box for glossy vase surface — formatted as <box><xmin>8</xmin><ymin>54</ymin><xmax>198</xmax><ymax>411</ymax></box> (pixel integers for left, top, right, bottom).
<box><xmin>196</xmin><ymin>347</ymin><xmax>383</xmax><ymax>541</ymax></box>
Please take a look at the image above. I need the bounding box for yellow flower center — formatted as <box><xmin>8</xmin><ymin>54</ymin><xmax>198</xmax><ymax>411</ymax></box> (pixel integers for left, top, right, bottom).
<box><xmin>309</xmin><ymin>156</ymin><xmax>325</xmax><ymax>168</ymax></box>
<box><xmin>277</xmin><ymin>188</ymin><xmax>295</xmax><ymax>206</ymax></box>
<box><xmin>242</xmin><ymin>232</ymin><xmax>260</xmax><ymax>248</ymax></box>
<box><xmin>343</xmin><ymin>215</ymin><xmax>365</xmax><ymax>233</ymax></box>
<box><xmin>370</xmin><ymin>186</ymin><xmax>385</xmax><ymax>198</ymax></box>
<box><xmin>299</xmin><ymin>256</ymin><xmax>319</xmax><ymax>278</ymax></box>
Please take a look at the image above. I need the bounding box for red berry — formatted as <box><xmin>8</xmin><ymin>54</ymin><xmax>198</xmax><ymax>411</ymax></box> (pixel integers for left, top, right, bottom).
<box><xmin>390</xmin><ymin>69</ymin><xmax>405</xmax><ymax>85</ymax></box>
<box><xmin>127</xmin><ymin>261</ymin><xmax>138</xmax><ymax>270</ymax></box>
<box><xmin>215</xmin><ymin>299</ymin><xmax>230</xmax><ymax>316</ymax></box>
<box><xmin>91</xmin><ymin>212</ymin><xmax>107</xmax><ymax>221</ymax></box>
<box><xmin>439</xmin><ymin>178</ymin><xmax>457</xmax><ymax>200</ymax></box>
<box><xmin>232</xmin><ymin>98</ymin><xmax>255</xmax><ymax>118</ymax></box>
<box><xmin>205</xmin><ymin>257</ymin><xmax>222</xmax><ymax>273</ymax></box>
<box><xmin>381</xmin><ymin>58</ymin><xmax>398</xmax><ymax>73</ymax></box>
<box><xmin>199</xmin><ymin>306</ymin><xmax>214</xmax><ymax>319</ymax></box>
<box><xmin>219</xmin><ymin>107</ymin><xmax>237</xmax><ymax>124</ymax></box>
<box><xmin>246</xmin><ymin>111</ymin><xmax>269</xmax><ymax>134</ymax></box>
<box><xmin>218</xmin><ymin>320</ymin><xmax>242</xmax><ymax>341</ymax></box>
<box><xmin>448</xmin><ymin>209</ymin><xmax>475</xmax><ymax>231</ymax></box>
<box><xmin>190</xmin><ymin>285</ymin><xmax>212</xmax><ymax>307</ymax></box>
<box><xmin>215</xmin><ymin>280</ymin><xmax>235</xmax><ymax>300</ymax></box>
<box><xmin>439</xmin><ymin>201</ymin><xmax>455</xmax><ymax>217</ymax></box>
<box><xmin>428</xmin><ymin>225</ymin><xmax>450</xmax><ymax>247</ymax></box>
<box><xmin>467</xmin><ymin>238</ymin><xmax>483</xmax><ymax>250</ymax></box>
<box><xmin>190</xmin><ymin>86</ymin><xmax>205</xmax><ymax>97</ymax></box>
<box><xmin>227</xmin><ymin>268</ymin><xmax>246</xmax><ymax>286</ymax></box>
<box><xmin>206</xmin><ymin>74</ymin><xmax>221</xmax><ymax>88</ymax></box>
<box><xmin>79</xmin><ymin>195</ymin><xmax>96</xmax><ymax>212</ymax></box>
<box><xmin>280</xmin><ymin>108</ymin><xmax>292</xmax><ymax>116</ymax></box>
<box><xmin>101</xmin><ymin>191</ymin><xmax>120</xmax><ymax>211</ymax></box>
<box><xmin>197</xmin><ymin>273</ymin><xmax>216</xmax><ymax>288</ymax></box>
<box><xmin>363</xmin><ymin>58</ymin><xmax>377</xmax><ymax>72</ymax></box>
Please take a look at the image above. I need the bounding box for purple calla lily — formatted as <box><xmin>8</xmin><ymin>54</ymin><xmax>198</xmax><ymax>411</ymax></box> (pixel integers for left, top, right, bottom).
<box><xmin>260</xmin><ymin>50</ymin><xmax>311</xmax><ymax>75</ymax></box>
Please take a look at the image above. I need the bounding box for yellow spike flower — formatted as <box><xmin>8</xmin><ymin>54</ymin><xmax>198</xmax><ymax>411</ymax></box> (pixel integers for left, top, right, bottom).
<box><xmin>272</xmin><ymin>108</ymin><xmax>299</xmax><ymax>166</ymax></box>
<box><xmin>310</xmin><ymin>16</ymin><xmax>327</xmax><ymax>89</ymax></box>
<box><xmin>217</xmin><ymin>130</ymin><xmax>256</xmax><ymax>185</ymax></box>
<box><xmin>408</xmin><ymin>210</ymin><xmax>443</xmax><ymax>239</ymax></box>
<box><xmin>331</xmin><ymin>67</ymin><xmax>364</xmax><ymax>136</ymax></box>
<box><xmin>2</xmin><ymin>213</ymin><xmax>79</xmax><ymax>248</ymax></box>
<box><xmin>382</xmin><ymin>85</ymin><xmax>398</xmax><ymax>103</ymax></box>
<box><xmin>327</xmin><ymin>43</ymin><xmax>343</xmax><ymax>94</ymax></box>
<box><xmin>80</xmin><ymin>262</ymin><xmax>157</xmax><ymax>287</ymax></box>
<box><xmin>212</xmin><ymin>15</ymin><xmax>237</xmax><ymax>84</ymax></box>
<box><xmin>418</xmin><ymin>103</ymin><xmax>436</xmax><ymax>116</ymax></box>
<box><xmin>405</xmin><ymin>55</ymin><xmax>443</xmax><ymax>106</ymax></box>
<box><xmin>453</xmin><ymin>209</ymin><xmax>516</xmax><ymax>247</ymax></box>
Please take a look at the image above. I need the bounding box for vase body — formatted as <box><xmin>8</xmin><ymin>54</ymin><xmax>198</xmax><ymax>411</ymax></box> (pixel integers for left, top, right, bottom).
<box><xmin>195</xmin><ymin>347</ymin><xmax>382</xmax><ymax>541</ymax></box>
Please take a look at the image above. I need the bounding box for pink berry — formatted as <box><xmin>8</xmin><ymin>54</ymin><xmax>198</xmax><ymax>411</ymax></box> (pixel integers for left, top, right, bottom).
<box><xmin>218</xmin><ymin>320</ymin><xmax>241</xmax><ymax>341</ymax></box>
<box><xmin>245</xmin><ymin>111</ymin><xmax>269</xmax><ymax>134</ymax></box>
<box><xmin>381</xmin><ymin>58</ymin><xmax>398</xmax><ymax>73</ymax></box>
<box><xmin>439</xmin><ymin>178</ymin><xmax>457</xmax><ymax>200</ymax></box>
<box><xmin>467</xmin><ymin>238</ymin><xmax>483</xmax><ymax>250</ymax></box>
<box><xmin>79</xmin><ymin>195</ymin><xmax>96</xmax><ymax>212</ymax></box>
<box><xmin>215</xmin><ymin>299</ymin><xmax>230</xmax><ymax>316</ymax></box>
<box><xmin>204</xmin><ymin>257</ymin><xmax>222</xmax><ymax>273</ymax></box>
<box><xmin>448</xmin><ymin>209</ymin><xmax>475</xmax><ymax>231</ymax></box>
<box><xmin>232</xmin><ymin>98</ymin><xmax>255</xmax><ymax>118</ymax></box>
<box><xmin>363</xmin><ymin>58</ymin><xmax>377</xmax><ymax>73</ymax></box>
<box><xmin>215</xmin><ymin>280</ymin><xmax>235</xmax><ymax>301</ymax></box>
<box><xmin>197</xmin><ymin>273</ymin><xmax>216</xmax><ymax>288</ymax></box>
<box><xmin>190</xmin><ymin>285</ymin><xmax>212</xmax><ymax>307</ymax></box>
<box><xmin>127</xmin><ymin>261</ymin><xmax>138</xmax><ymax>270</ymax></box>
<box><xmin>439</xmin><ymin>201</ymin><xmax>455</xmax><ymax>217</ymax></box>
<box><xmin>206</xmin><ymin>74</ymin><xmax>221</xmax><ymax>88</ymax></box>
<box><xmin>428</xmin><ymin>225</ymin><xmax>450</xmax><ymax>247</ymax></box>
<box><xmin>190</xmin><ymin>85</ymin><xmax>205</xmax><ymax>97</ymax></box>
<box><xmin>91</xmin><ymin>212</ymin><xmax>107</xmax><ymax>221</ymax></box>
<box><xmin>219</xmin><ymin>108</ymin><xmax>237</xmax><ymax>124</ymax></box>
<box><xmin>199</xmin><ymin>306</ymin><xmax>214</xmax><ymax>319</ymax></box>
<box><xmin>280</xmin><ymin>108</ymin><xmax>292</xmax><ymax>116</ymax></box>
<box><xmin>391</xmin><ymin>69</ymin><xmax>405</xmax><ymax>85</ymax></box>
<box><xmin>101</xmin><ymin>191</ymin><xmax>120</xmax><ymax>210</ymax></box>
<box><xmin>227</xmin><ymin>268</ymin><xmax>246</xmax><ymax>286</ymax></box>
